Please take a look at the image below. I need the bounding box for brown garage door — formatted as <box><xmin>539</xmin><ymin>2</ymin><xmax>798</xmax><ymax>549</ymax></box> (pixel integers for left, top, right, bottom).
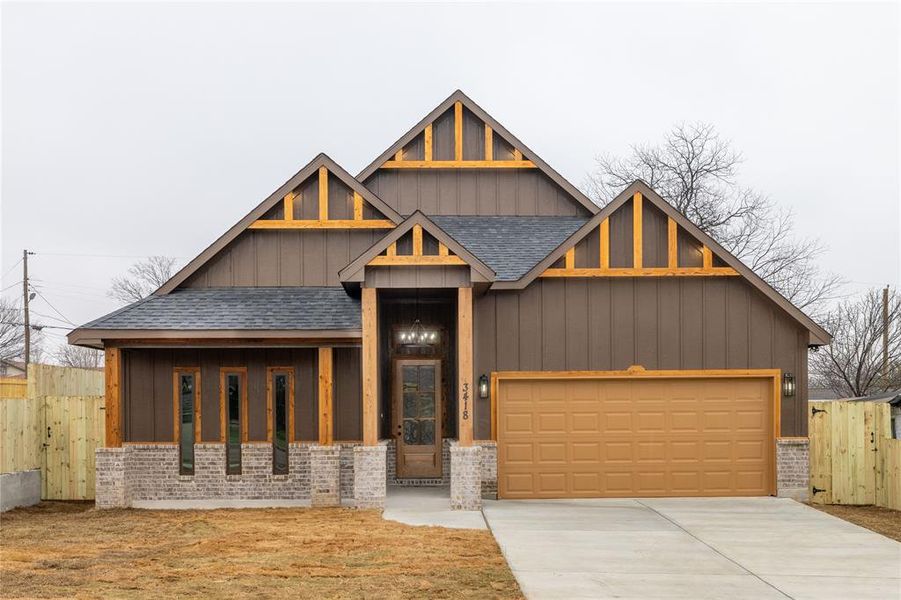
<box><xmin>497</xmin><ymin>376</ymin><xmax>774</xmax><ymax>499</ymax></box>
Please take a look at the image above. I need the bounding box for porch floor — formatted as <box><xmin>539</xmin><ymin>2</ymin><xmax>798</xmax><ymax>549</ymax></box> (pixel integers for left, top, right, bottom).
<box><xmin>383</xmin><ymin>486</ymin><xmax>487</xmax><ymax>530</ymax></box>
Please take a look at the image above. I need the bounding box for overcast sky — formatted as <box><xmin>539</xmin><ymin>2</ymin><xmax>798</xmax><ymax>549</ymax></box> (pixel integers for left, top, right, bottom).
<box><xmin>1</xmin><ymin>1</ymin><xmax>898</xmax><ymax>357</ymax></box>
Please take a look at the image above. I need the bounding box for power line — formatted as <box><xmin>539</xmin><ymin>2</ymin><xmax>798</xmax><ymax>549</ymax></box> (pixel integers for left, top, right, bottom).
<box><xmin>0</xmin><ymin>280</ymin><xmax>22</xmax><ymax>294</ymax></box>
<box><xmin>0</xmin><ymin>321</ymin><xmax>71</xmax><ymax>331</ymax></box>
<box><xmin>0</xmin><ymin>258</ymin><xmax>23</xmax><ymax>281</ymax></box>
<box><xmin>34</xmin><ymin>252</ymin><xmax>186</xmax><ymax>259</ymax></box>
<box><xmin>29</xmin><ymin>287</ymin><xmax>76</xmax><ymax>326</ymax></box>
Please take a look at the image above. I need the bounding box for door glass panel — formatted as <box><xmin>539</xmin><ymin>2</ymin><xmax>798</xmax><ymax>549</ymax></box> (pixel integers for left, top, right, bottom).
<box><xmin>226</xmin><ymin>373</ymin><xmax>242</xmax><ymax>474</ymax></box>
<box><xmin>273</xmin><ymin>373</ymin><xmax>288</xmax><ymax>474</ymax></box>
<box><xmin>419</xmin><ymin>367</ymin><xmax>434</xmax><ymax>391</ymax></box>
<box><xmin>419</xmin><ymin>393</ymin><xmax>435</xmax><ymax>417</ymax></box>
<box><xmin>179</xmin><ymin>374</ymin><xmax>194</xmax><ymax>475</ymax></box>
<box><xmin>400</xmin><ymin>364</ymin><xmax>437</xmax><ymax>447</ymax></box>
<box><xmin>403</xmin><ymin>419</ymin><xmax>419</xmax><ymax>445</ymax></box>
<box><xmin>420</xmin><ymin>419</ymin><xmax>435</xmax><ymax>445</ymax></box>
<box><xmin>403</xmin><ymin>391</ymin><xmax>418</xmax><ymax>418</ymax></box>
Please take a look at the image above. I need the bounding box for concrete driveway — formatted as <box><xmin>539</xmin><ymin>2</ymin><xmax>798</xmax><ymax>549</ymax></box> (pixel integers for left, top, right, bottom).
<box><xmin>483</xmin><ymin>497</ymin><xmax>901</xmax><ymax>600</ymax></box>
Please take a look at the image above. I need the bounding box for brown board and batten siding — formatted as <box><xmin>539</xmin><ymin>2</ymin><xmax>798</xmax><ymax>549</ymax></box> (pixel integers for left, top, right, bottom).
<box><xmin>473</xmin><ymin>277</ymin><xmax>809</xmax><ymax>440</ymax></box>
<box><xmin>122</xmin><ymin>347</ymin><xmax>363</xmax><ymax>443</ymax></box>
<box><xmin>181</xmin><ymin>229</ymin><xmax>384</xmax><ymax>288</ymax></box>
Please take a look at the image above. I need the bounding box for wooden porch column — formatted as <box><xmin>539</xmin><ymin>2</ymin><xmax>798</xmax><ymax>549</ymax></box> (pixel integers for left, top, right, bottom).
<box><xmin>318</xmin><ymin>347</ymin><xmax>333</xmax><ymax>445</ymax></box>
<box><xmin>361</xmin><ymin>287</ymin><xmax>379</xmax><ymax>446</ymax></box>
<box><xmin>104</xmin><ymin>347</ymin><xmax>122</xmax><ymax>447</ymax></box>
<box><xmin>457</xmin><ymin>286</ymin><xmax>474</xmax><ymax>446</ymax></box>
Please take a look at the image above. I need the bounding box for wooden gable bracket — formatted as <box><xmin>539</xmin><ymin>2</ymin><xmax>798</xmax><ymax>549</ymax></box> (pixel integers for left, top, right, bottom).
<box><xmin>368</xmin><ymin>224</ymin><xmax>467</xmax><ymax>266</ymax></box>
<box><xmin>543</xmin><ymin>192</ymin><xmax>740</xmax><ymax>278</ymax></box>
<box><xmin>249</xmin><ymin>164</ymin><xmax>395</xmax><ymax>230</ymax></box>
<box><xmin>380</xmin><ymin>101</ymin><xmax>537</xmax><ymax>169</ymax></box>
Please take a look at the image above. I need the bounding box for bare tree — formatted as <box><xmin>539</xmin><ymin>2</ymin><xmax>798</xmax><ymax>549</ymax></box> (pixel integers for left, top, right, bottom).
<box><xmin>108</xmin><ymin>256</ymin><xmax>177</xmax><ymax>304</ymax></box>
<box><xmin>0</xmin><ymin>296</ymin><xmax>45</xmax><ymax>363</ymax></box>
<box><xmin>54</xmin><ymin>344</ymin><xmax>103</xmax><ymax>369</ymax></box>
<box><xmin>585</xmin><ymin>123</ymin><xmax>842</xmax><ymax>312</ymax></box>
<box><xmin>810</xmin><ymin>288</ymin><xmax>900</xmax><ymax>398</ymax></box>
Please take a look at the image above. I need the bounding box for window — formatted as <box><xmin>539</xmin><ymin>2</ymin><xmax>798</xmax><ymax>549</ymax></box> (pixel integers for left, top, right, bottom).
<box><xmin>220</xmin><ymin>369</ymin><xmax>246</xmax><ymax>475</ymax></box>
<box><xmin>173</xmin><ymin>368</ymin><xmax>200</xmax><ymax>476</ymax></box>
<box><xmin>269</xmin><ymin>368</ymin><xmax>294</xmax><ymax>474</ymax></box>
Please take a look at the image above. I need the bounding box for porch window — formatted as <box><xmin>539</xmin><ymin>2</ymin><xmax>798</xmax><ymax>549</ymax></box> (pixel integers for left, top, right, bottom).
<box><xmin>221</xmin><ymin>370</ymin><xmax>246</xmax><ymax>475</ymax></box>
<box><xmin>177</xmin><ymin>372</ymin><xmax>196</xmax><ymax>475</ymax></box>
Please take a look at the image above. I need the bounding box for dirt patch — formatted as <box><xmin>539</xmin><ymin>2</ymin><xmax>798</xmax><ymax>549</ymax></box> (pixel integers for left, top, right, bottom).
<box><xmin>811</xmin><ymin>504</ymin><xmax>901</xmax><ymax>542</ymax></box>
<box><xmin>0</xmin><ymin>502</ymin><xmax>522</xmax><ymax>599</ymax></box>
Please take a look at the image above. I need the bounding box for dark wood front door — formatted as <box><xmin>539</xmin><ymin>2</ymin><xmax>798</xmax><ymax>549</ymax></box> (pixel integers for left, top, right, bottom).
<box><xmin>394</xmin><ymin>359</ymin><xmax>442</xmax><ymax>478</ymax></box>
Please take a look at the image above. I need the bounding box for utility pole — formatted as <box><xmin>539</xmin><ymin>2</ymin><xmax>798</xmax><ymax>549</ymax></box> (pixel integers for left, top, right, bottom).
<box><xmin>884</xmin><ymin>285</ymin><xmax>890</xmax><ymax>383</ymax></box>
<box><xmin>22</xmin><ymin>249</ymin><xmax>33</xmax><ymax>367</ymax></box>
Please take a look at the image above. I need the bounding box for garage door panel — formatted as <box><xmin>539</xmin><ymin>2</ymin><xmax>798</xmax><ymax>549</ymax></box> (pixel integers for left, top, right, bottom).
<box><xmin>498</xmin><ymin>376</ymin><xmax>774</xmax><ymax>499</ymax></box>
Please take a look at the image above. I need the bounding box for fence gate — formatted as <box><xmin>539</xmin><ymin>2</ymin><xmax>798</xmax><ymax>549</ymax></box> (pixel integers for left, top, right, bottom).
<box><xmin>809</xmin><ymin>400</ymin><xmax>898</xmax><ymax>508</ymax></box>
<box><xmin>42</xmin><ymin>395</ymin><xmax>105</xmax><ymax>500</ymax></box>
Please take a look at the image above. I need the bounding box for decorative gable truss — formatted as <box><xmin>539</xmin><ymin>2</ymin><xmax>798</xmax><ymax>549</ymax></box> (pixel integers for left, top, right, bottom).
<box><xmin>370</xmin><ymin>224</ymin><xmax>467</xmax><ymax>266</ymax></box>
<box><xmin>542</xmin><ymin>191</ymin><xmax>739</xmax><ymax>278</ymax></box>
<box><xmin>378</xmin><ymin>100</ymin><xmax>536</xmax><ymax>170</ymax></box>
<box><xmin>249</xmin><ymin>158</ymin><xmax>400</xmax><ymax>230</ymax></box>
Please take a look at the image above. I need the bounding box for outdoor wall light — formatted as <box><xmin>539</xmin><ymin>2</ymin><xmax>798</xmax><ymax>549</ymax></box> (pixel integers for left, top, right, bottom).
<box><xmin>783</xmin><ymin>372</ymin><xmax>795</xmax><ymax>397</ymax></box>
<box><xmin>478</xmin><ymin>374</ymin><xmax>489</xmax><ymax>399</ymax></box>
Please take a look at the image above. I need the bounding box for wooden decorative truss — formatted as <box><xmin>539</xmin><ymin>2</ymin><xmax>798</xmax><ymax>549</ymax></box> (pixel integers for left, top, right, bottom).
<box><xmin>381</xmin><ymin>101</ymin><xmax>536</xmax><ymax>170</ymax></box>
<box><xmin>543</xmin><ymin>192</ymin><xmax>739</xmax><ymax>278</ymax></box>
<box><xmin>368</xmin><ymin>224</ymin><xmax>466</xmax><ymax>266</ymax></box>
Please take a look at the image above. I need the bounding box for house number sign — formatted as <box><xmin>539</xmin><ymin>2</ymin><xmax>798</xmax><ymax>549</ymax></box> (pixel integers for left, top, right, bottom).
<box><xmin>461</xmin><ymin>382</ymin><xmax>470</xmax><ymax>421</ymax></box>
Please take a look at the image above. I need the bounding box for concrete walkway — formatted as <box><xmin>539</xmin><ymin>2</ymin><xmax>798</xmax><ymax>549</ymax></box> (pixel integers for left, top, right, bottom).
<box><xmin>382</xmin><ymin>486</ymin><xmax>487</xmax><ymax>529</ymax></box>
<box><xmin>483</xmin><ymin>497</ymin><xmax>901</xmax><ymax>600</ymax></box>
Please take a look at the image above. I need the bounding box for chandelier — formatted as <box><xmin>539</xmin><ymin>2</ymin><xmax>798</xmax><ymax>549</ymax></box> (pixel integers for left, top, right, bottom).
<box><xmin>397</xmin><ymin>319</ymin><xmax>439</xmax><ymax>348</ymax></box>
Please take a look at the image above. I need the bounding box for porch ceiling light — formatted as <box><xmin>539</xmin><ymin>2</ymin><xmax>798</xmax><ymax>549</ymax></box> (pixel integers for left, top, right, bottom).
<box><xmin>397</xmin><ymin>319</ymin><xmax>439</xmax><ymax>348</ymax></box>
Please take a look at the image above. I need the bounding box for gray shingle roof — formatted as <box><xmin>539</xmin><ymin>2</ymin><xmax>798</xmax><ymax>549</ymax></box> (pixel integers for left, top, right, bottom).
<box><xmin>78</xmin><ymin>287</ymin><xmax>360</xmax><ymax>330</ymax></box>
<box><xmin>431</xmin><ymin>216</ymin><xmax>588</xmax><ymax>281</ymax></box>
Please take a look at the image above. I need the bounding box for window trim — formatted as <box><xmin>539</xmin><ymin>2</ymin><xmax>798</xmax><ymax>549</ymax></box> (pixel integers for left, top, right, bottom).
<box><xmin>266</xmin><ymin>367</ymin><xmax>295</xmax><ymax>444</ymax></box>
<box><xmin>172</xmin><ymin>367</ymin><xmax>201</xmax><ymax>475</ymax></box>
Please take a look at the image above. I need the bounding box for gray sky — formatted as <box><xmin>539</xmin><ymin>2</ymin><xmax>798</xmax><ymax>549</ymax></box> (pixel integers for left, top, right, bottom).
<box><xmin>2</xmin><ymin>1</ymin><xmax>898</xmax><ymax>357</ymax></box>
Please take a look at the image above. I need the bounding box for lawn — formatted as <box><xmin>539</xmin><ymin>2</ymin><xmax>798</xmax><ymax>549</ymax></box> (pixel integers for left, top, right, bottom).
<box><xmin>0</xmin><ymin>502</ymin><xmax>522</xmax><ymax>599</ymax></box>
<box><xmin>811</xmin><ymin>503</ymin><xmax>901</xmax><ymax>542</ymax></box>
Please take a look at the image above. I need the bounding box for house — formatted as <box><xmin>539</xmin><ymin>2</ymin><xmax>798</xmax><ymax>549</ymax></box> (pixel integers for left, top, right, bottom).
<box><xmin>0</xmin><ymin>359</ymin><xmax>26</xmax><ymax>378</ymax></box>
<box><xmin>68</xmin><ymin>91</ymin><xmax>830</xmax><ymax>510</ymax></box>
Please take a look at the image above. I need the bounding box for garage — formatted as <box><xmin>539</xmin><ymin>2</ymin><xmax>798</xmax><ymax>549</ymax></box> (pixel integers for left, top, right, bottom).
<box><xmin>496</xmin><ymin>371</ymin><xmax>778</xmax><ymax>499</ymax></box>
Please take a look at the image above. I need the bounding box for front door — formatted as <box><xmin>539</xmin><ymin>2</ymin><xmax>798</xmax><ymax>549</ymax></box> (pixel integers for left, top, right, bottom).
<box><xmin>394</xmin><ymin>359</ymin><xmax>442</xmax><ymax>478</ymax></box>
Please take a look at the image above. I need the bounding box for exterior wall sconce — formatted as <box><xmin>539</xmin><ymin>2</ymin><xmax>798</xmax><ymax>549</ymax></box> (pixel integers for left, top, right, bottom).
<box><xmin>478</xmin><ymin>374</ymin><xmax>489</xmax><ymax>399</ymax></box>
<box><xmin>783</xmin><ymin>372</ymin><xmax>795</xmax><ymax>397</ymax></box>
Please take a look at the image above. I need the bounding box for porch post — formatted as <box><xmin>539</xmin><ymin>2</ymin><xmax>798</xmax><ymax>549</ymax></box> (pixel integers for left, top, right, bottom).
<box><xmin>104</xmin><ymin>347</ymin><xmax>122</xmax><ymax>447</ymax></box>
<box><xmin>312</xmin><ymin>346</ymin><xmax>340</xmax><ymax>507</ymax></box>
<box><xmin>361</xmin><ymin>287</ymin><xmax>378</xmax><ymax>446</ymax></box>
<box><xmin>457</xmin><ymin>286</ymin><xmax>473</xmax><ymax>446</ymax></box>
<box><xmin>317</xmin><ymin>347</ymin><xmax>333</xmax><ymax>445</ymax></box>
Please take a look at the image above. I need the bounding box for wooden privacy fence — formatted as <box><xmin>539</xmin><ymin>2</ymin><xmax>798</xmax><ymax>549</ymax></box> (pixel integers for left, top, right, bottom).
<box><xmin>0</xmin><ymin>365</ymin><xmax>104</xmax><ymax>500</ymax></box>
<box><xmin>809</xmin><ymin>400</ymin><xmax>900</xmax><ymax>510</ymax></box>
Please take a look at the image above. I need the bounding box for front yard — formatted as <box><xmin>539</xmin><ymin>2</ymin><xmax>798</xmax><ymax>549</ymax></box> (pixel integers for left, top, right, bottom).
<box><xmin>0</xmin><ymin>502</ymin><xmax>521</xmax><ymax>599</ymax></box>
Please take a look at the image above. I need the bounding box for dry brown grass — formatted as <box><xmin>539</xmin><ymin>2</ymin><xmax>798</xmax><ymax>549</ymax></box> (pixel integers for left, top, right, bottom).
<box><xmin>812</xmin><ymin>504</ymin><xmax>901</xmax><ymax>542</ymax></box>
<box><xmin>0</xmin><ymin>502</ymin><xmax>522</xmax><ymax>599</ymax></box>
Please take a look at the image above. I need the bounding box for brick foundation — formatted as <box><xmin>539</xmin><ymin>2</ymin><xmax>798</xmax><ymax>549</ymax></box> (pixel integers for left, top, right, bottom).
<box><xmin>95</xmin><ymin>447</ymin><xmax>129</xmax><ymax>509</ymax></box>
<box><xmin>478</xmin><ymin>441</ymin><xmax>498</xmax><ymax>500</ymax></box>
<box><xmin>353</xmin><ymin>443</ymin><xmax>388</xmax><ymax>509</ymax></box>
<box><xmin>776</xmin><ymin>438</ymin><xmax>809</xmax><ymax>501</ymax></box>
<box><xmin>449</xmin><ymin>442</ymin><xmax>482</xmax><ymax>510</ymax></box>
<box><xmin>310</xmin><ymin>444</ymin><xmax>341</xmax><ymax>507</ymax></box>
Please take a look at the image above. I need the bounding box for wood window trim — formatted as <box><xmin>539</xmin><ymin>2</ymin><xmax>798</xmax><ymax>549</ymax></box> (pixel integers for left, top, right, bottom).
<box><xmin>266</xmin><ymin>367</ymin><xmax>295</xmax><ymax>444</ymax></box>
<box><xmin>219</xmin><ymin>367</ymin><xmax>248</xmax><ymax>443</ymax></box>
<box><xmin>172</xmin><ymin>367</ymin><xmax>201</xmax><ymax>444</ymax></box>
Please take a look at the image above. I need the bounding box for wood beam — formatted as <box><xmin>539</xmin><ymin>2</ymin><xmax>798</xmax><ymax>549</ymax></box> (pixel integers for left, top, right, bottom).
<box><xmin>353</xmin><ymin>192</ymin><xmax>363</xmax><ymax>221</ymax></box>
<box><xmin>454</xmin><ymin>101</ymin><xmax>463</xmax><ymax>161</ymax></box>
<box><xmin>541</xmin><ymin>266</ymin><xmax>739</xmax><ymax>278</ymax></box>
<box><xmin>484</xmin><ymin>124</ymin><xmax>493</xmax><ymax>161</ymax></box>
<box><xmin>565</xmin><ymin>247</ymin><xmax>575</xmax><ymax>270</ymax></box>
<box><xmin>318</xmin><ymin>347</ymin><xmax>333</xmax><ymax>445</ymax></box>
<box><xmin>104</xmin><ymin>347</ymin><xmax>121</xmax><ymax>447</ymax></box>
<box><xmin>379</xmin><ymin>160</ymin><xmax>535</xmax><ymax>169</ymax></box>
<box><xmin>633</xmin><ymin>192</ymin><xmax>642</xmax><ymax>269</ymax></box>
<box><xmin>361</xmin><ymin>288</ymin><xmax>378</xmax><ymax>446</ymax></box>
<box><xmin>513</xmin><ymin>148</ymin><xmax>522</xmax><ymax>161</ymax></box>
<box><xmin>702</xmin><ymin>245</ymin><xmax>713</xmax><ymax>269</ymax></box>
<box><xmin>386</xmin><ymin>242</ymin><xmax>397</xmax><ymax>257</ymax></box>
<box><xmin>438</xmin><ymin>242</ymin><xmax>449</xmax><ymax>256</ymax></box>
<box><xmin>249</xmin><ymin>219</ymin><xmax>394</xmax><ymax>230</ymax></box>
<box><xmin>667</xmin><ymin>217</ymin><xmax>678</xmax><ymax>269</ymax></box>
<box><xmin>394</xmin><ymin>149</ymin><xmax>403</xmax><ymax>161</ymax></box>
<box><xmin>457</xmin><ymin>287</ymin><xmax>473</xmax><ymax>447</ymax></box>
<box><xmin>318</xmin><ymin>166</ymin><xmax>329</xmax><ymax>221</ymax></box>
<box><xmin>368</xmin><ymin>255</ymin><xmax>467</xmax><ymax>266</ymax></box>
<box><xmin>600</xmin><ymin>218</ymin><xmax>610</xmax><ymax>270</ymax></box>
<box><xmin>412</xmin><ymin>224</ymin><xmax>423</xmax><ymax>256</ymax></box>
<box><xmin>283</xmin><ymin>192</ymin><xmax>295</xmax><ymax>221</ymax></box>
<box><xmin>424</xmin><ymin>123</ymin><xmax>433</xmax><ymax>161</ymax></box>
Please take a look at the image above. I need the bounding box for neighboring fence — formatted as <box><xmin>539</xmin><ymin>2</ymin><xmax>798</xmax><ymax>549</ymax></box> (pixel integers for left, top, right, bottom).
<box><xmin>0</xmin><ymin>377</ymin><xmax>27</xmax><ymax>399</ymax></box>
<box><xmin>0</xmin><ymin>365</ymin><xmax>104</xmax><ymax>500</ymax></box>
<box><xmin>809</xmin><ymin>400</ymin><xmax>901</xmax><ymax>510</ymax></box>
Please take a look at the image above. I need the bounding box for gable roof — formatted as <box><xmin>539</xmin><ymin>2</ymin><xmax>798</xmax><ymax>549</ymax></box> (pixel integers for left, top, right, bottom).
<box><xmin>156</xmin><ymin>154</ymin><xmax>403</xmax><ymax>295</ymax></box>
<box><xmin>431</xmin><ymin>216</ymin><xmax>588</xmax><ymax>281</ymax></box>
<box><xmin>499</xmin><ymin>180</ymin><xmax>832</xmax><ymax>346</ymax></box>
<box><xmin>338</xmin><ymin>211</ymin><xmax>496</xmax><ymax>283</ymax></box>
<box><xmin>355</xmin><ymin>90</ymin><xmax>600</xmax><ymax>216</ymax></box>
